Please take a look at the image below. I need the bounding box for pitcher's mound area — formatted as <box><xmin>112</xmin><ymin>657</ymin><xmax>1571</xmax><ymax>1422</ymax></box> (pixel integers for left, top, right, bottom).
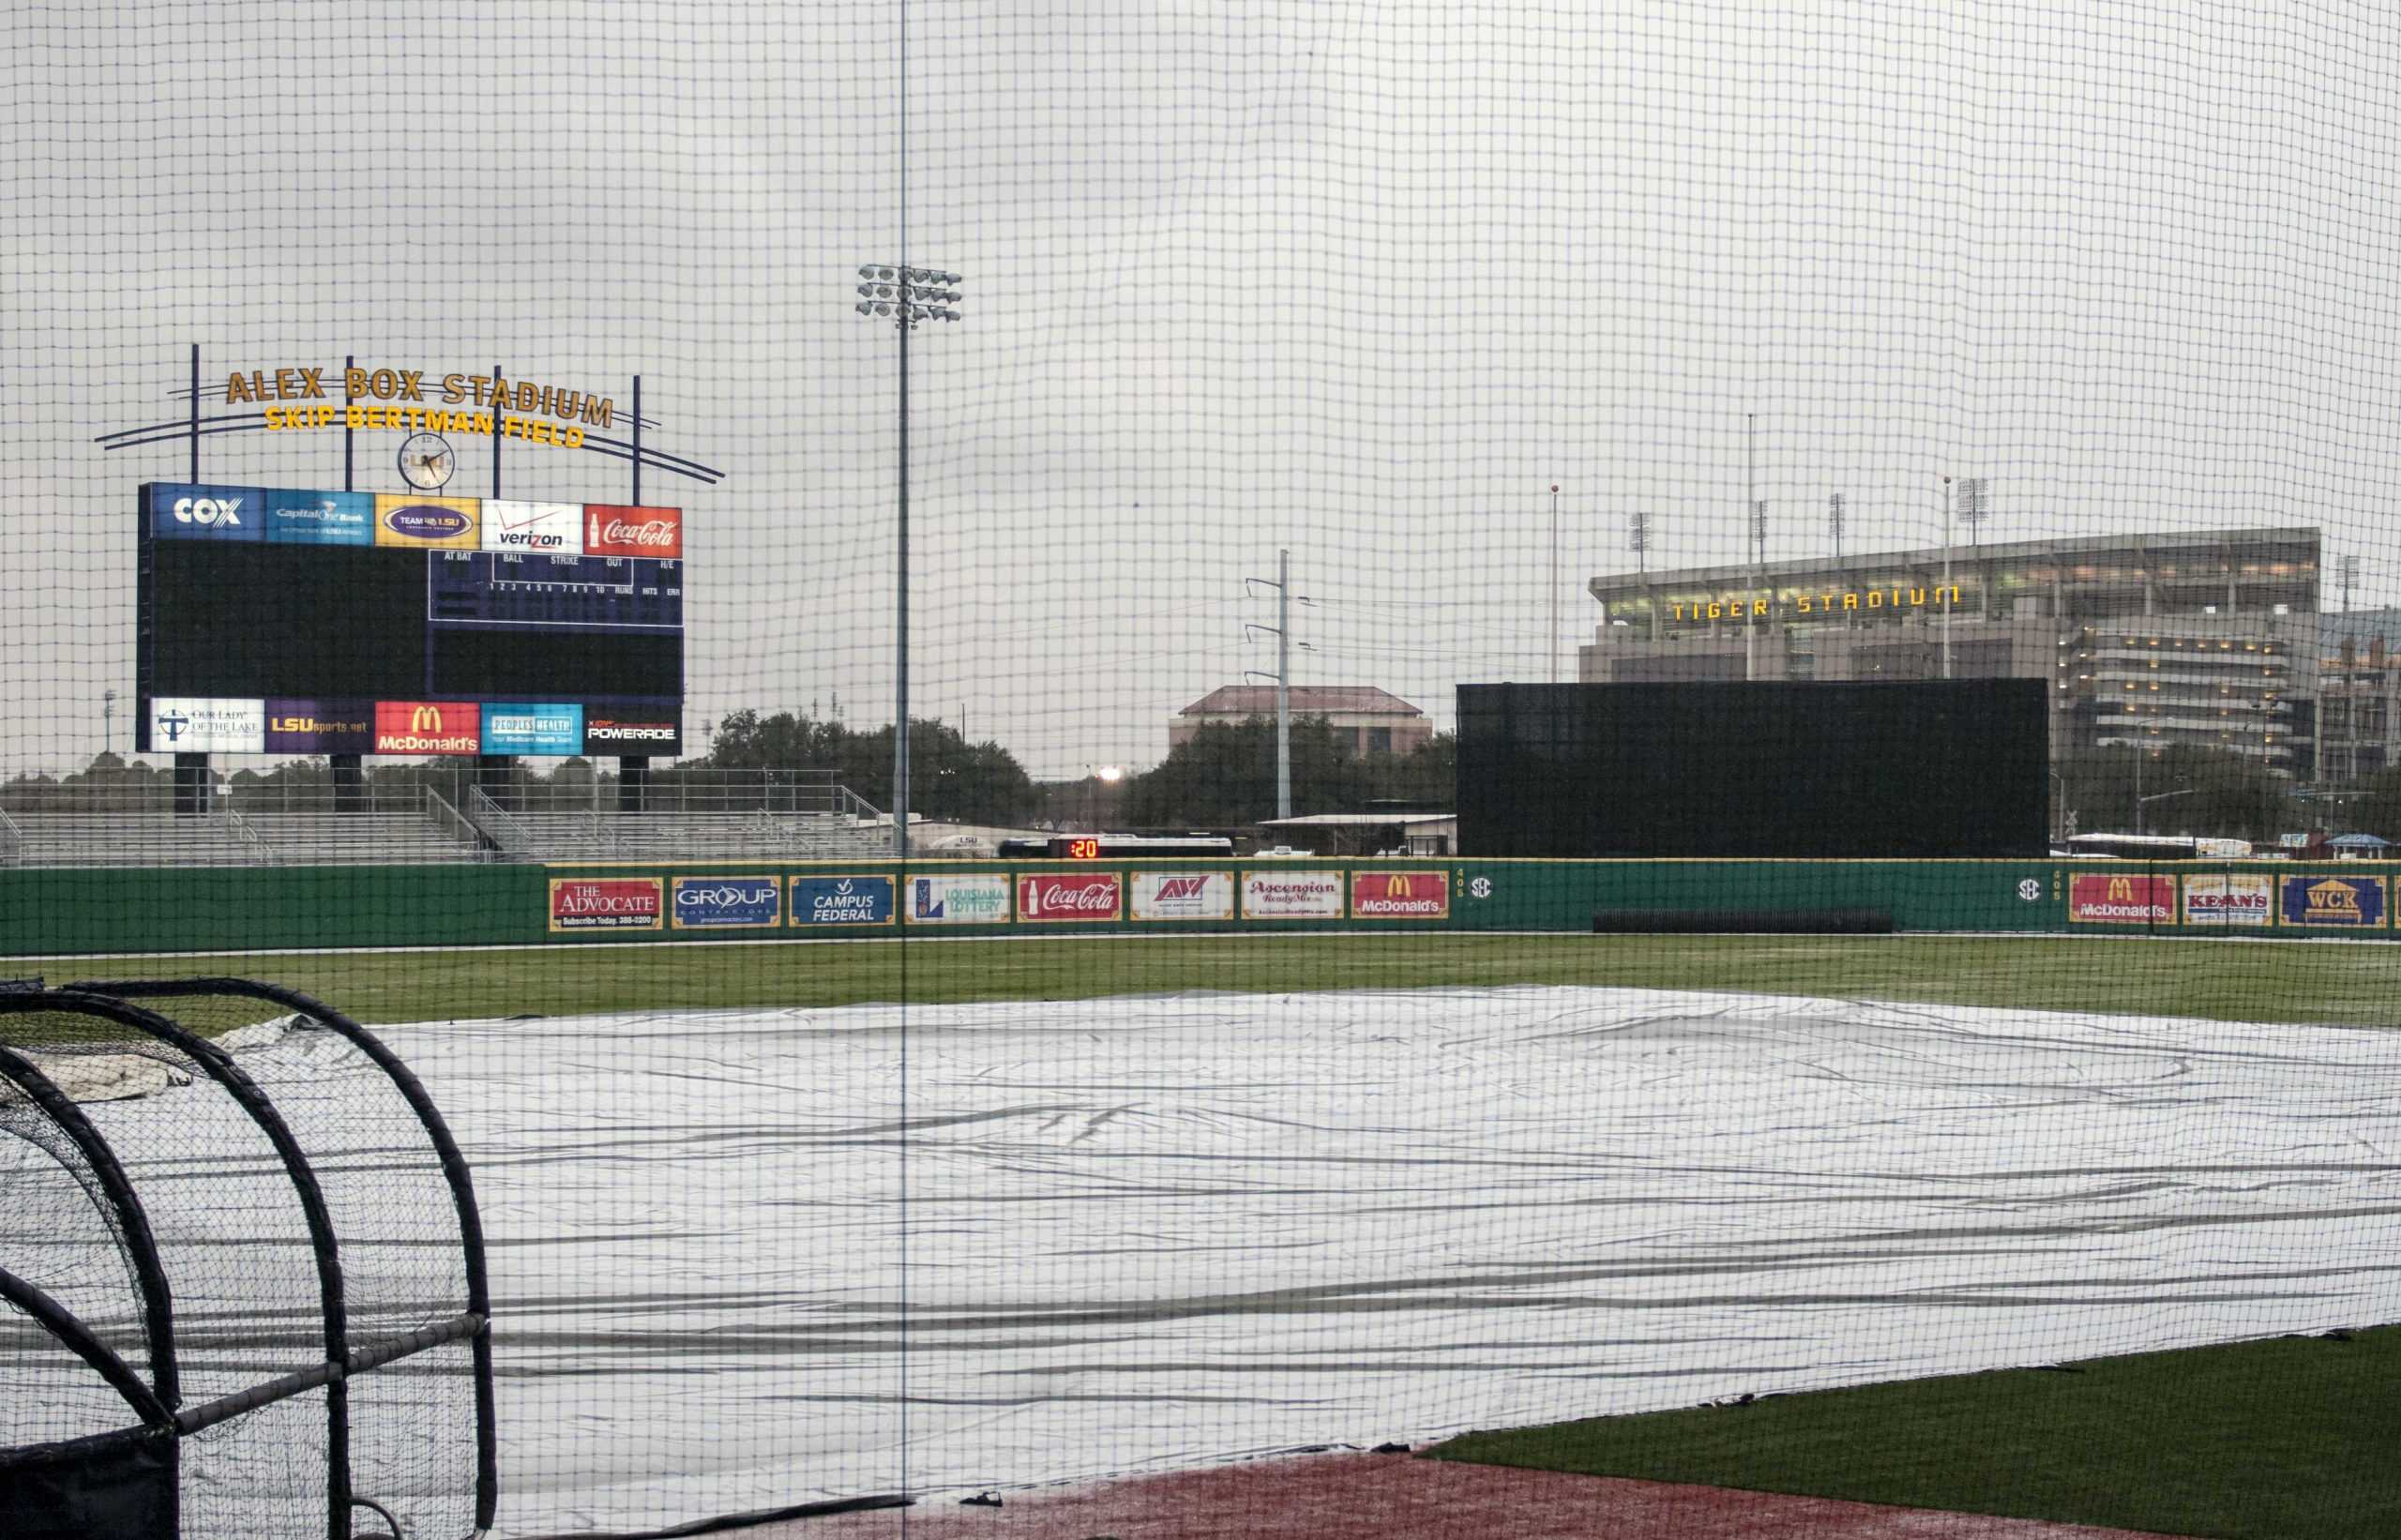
<box><xmin>797</xmin><ymin>1453</ymin><xmax>2185</xmax><ymax>1540</ymax></box>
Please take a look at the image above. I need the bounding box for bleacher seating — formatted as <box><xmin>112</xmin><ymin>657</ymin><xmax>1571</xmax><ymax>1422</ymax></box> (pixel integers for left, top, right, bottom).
<box><xmin>8</xmin><ymin>812</ymin><xmax>262</xmax><ymax>868</ymax></box>
<box><xmin>240</xmin><ymin>812</ymin><xmax>490</xmax><ymax>865</ymax></box>
<box><xmin>478</xmin><ymin>809</ymin><xmax>888</xmax><ymax>861</ymax></box>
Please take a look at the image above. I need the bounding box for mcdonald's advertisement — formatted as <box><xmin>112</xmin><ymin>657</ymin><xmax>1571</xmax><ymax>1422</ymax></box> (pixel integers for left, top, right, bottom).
<box><xmin>1350</xmin><ymin>870</ymin><xmax>1451</xmax><ymax>920</ymax></box>
<box><xmin>2068</xmin><ymin>872</ymin><xmax>2176</xmax><ymax>925</ymax></box>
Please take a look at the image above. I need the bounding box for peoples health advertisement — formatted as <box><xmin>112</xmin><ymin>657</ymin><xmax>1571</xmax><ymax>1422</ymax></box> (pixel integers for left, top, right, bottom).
<box><xmin>792</xmin><ymin>875</ymin><xmax>896</xmax><ymax>927</ymax></box>
<box><xmin>481</xmin><ymin>703</ymin><xmax>583</xmax><ymax>756</ymax></box>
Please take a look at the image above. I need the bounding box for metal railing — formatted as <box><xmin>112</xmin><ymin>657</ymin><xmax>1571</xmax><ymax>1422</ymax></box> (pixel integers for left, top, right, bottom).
<box><xmin>0</xmin><ymin>806</ymin><xmax>18</xmax><ymax>867</ymax></box>
<box><xmin>425</xmin><ymin>787</ymin><xmax>500</xmax><ymax>859</ymax></box>
<box><xmin>226</xmin><ymin>808</ymin><xmax>273</xmax><ymax>865</ymax></box>
<box><xmin>466</xmin><ymin>787</ymin><xmax>536</xmax><ymax>855</ymax></box>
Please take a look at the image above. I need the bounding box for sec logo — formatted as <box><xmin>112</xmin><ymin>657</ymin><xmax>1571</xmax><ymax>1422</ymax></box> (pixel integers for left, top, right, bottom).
<box><xmin>2017</xmin><ymin>879</ymin><xmax>2043</xmax><ymax>901</ymax></box>
<box><xmin>1469</xmin><ymin>877</ymin><xmax>1493</xmax><ymax>899</ymax></box>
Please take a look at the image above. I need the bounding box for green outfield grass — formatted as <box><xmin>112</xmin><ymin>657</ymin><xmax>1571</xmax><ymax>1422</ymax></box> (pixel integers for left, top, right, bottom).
<box><xmin>1432</xmin><ymin>1327</ymin><xmax>2401</xmax><ymax>1540</ymax></box>
<box><xmin>20</xmin><ymin>929</ymin><xmax>2401</xmax><ymax>1029</ymax></box>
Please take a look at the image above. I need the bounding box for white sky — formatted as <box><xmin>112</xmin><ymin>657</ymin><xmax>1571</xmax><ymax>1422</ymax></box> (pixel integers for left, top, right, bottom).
<box><xmin>8</xmin><ymin>1</ymin><xmax>2401</xmax><ymax>778</ymax></box>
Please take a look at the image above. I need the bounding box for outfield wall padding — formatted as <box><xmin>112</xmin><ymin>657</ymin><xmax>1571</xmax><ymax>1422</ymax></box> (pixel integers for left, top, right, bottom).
<box><xmin>0</xmin><ymin>858</ymin><xmax>2385</xmax><ymax>956</ymax></box>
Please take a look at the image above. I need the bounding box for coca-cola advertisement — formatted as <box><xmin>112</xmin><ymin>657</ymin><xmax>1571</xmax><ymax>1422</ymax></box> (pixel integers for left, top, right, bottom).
<box><xmin>1017</xmin><ymin>872</ymin><xmax>1123</xmax><ymax>923</ymax></box>
<box><xmin>584</xmin><ymin>504</ymin><xmax>685</xmax><ymax>559</ymax></box>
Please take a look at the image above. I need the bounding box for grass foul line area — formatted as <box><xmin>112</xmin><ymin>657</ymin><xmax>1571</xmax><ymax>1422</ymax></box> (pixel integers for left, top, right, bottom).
<box><xmin>1430</xmin><ymin>1327</ymin><xmax>2401</xmax><ymax>1540</ymax></box>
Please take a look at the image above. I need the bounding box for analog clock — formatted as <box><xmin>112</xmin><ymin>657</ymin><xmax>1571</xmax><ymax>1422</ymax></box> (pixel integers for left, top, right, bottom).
<box><xmin>399</xmin><ymin>432</ymin><xmax>456</xmax><ymax>491</ymax></box>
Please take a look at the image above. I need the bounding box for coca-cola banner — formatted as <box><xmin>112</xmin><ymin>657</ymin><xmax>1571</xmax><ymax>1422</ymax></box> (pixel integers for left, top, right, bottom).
<box><xmin>1017</xmin><ymin>871</ymin><xmax>1124</xmax><ymax>923</ymax></box>
<box><xmin>583</xmin><ymin>504</ymin><xmax>685</xmax><ymax>559</ymax></box>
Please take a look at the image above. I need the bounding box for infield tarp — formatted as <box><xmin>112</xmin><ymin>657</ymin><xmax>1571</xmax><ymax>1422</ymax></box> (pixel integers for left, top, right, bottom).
<box><xmin>234</xmin><ymin>987</ymin><xmax>2401</xmax><ymax>1536</ymax></box>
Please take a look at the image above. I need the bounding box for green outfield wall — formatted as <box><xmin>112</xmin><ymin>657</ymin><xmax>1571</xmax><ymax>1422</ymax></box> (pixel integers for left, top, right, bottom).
<box><xmin>0</xmin><ymin>858</ymin><xmax>2391</xmax><ymax>957</ymax></box>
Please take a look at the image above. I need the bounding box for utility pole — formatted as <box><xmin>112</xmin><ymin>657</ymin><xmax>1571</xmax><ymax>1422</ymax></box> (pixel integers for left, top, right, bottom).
<box><xmin>1941</xmin><ymin>475</ymin><xmax>1954</xmax><ymax>680</ymax></box>
<box><xmin>1829</xmin><ymin>492</ymin><xmax>1844</xmax><ymax>560</ymax></box>
<box><xmin>1548</xmin><ymin>484</ymin><xmax>1562</xmax><ymax>684</ymax></box>
<box><xmin>1745</xmin><ymin>414</ymin><xmax>1759</xmax><ymax>681</ymax></box>
<box><xmin>1244</xmin><ymin>551</ymin><xmax>1305</xmax><ymax>821</ymax></box>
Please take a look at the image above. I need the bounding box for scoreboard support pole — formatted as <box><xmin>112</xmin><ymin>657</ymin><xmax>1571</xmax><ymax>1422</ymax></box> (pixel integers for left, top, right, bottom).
<box><xmin>331</xmin><ymin>755</ymin><xmax>364</xmax><ymax>814</ymax></box>
<box><xmin>174</xmin><ymin>753</ymin><xmax>207</xmax><ymax>818</ymax></box>
<box><xmin>618</xmin><ymin>759</ymin><xmax>649</xmax><ymax>814</ymax></box>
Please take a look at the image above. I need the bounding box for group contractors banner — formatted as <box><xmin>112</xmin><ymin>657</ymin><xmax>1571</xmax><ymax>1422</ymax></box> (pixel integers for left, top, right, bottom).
<box><xmin>908</xmin><ymin>872</ymin><xmax>1011</xmax><ymax>926</ymax></box>
<box><xmin>1019</xmin><ymin>871</ymin><xmax>1125</xmax><ymax>923</ymax></box>
<box><xmin>550</xmin><ymin>877</ymin><xmax>663</xmax><ymax>933</ymax></box>
<box><xmin>2279</xmin><ymin>873</ymin><xmax>2387</xmax><ymax>929</ymax></box>
<box><xmin>791</xmin><ymin>875</ymin><xmax>897</xmax><ymax>927</ymax></box>
<box><xmin>1130</xmin><ymin>871</ymin><xmax>1235</xmax><ymax>922</ymax></box>
<box><xmin>669</xmin><ymin>877</ymin><xmax>781</xmax><ymax>930</ymax></box>
<box><xmin>1350</xmin><ymin>870</ymin><xmax>1451</xmax><ymax>920</ymax></box>
<box><xmin>1241</xmin><ymin>868</ymin><xmax>1346</xmax><ymax>920</ymax></box>
<box><xmin>2182</xmin><ymin>872</ymin><xmax>2273</xmax><ymax>927</ymax></box>
<box><xmin>2068</xmin><ymin>871</ymin><xmax>2176</xmax><ymax>925</ymax></box>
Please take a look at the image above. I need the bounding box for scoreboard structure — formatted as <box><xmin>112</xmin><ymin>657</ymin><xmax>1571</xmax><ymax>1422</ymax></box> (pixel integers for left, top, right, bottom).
<box><xmin>136</xmin><ymin>483</ymin><xmax>685</xmax><ymax>758</ymax></box>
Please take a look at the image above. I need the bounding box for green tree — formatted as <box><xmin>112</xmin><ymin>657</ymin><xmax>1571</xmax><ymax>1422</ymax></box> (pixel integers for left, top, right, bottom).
<box><xmin>701</xmin><ymin>708</ymin><xmax>1037</xmax><ymax>824</ymax></box>
<box><xmin>1123</xmin><ymin>715</ymin><xmax>1390</xmax><ymax>827</ymax></box>
<box><xmin>2056</xmin><ymin>745</ymin><xmax>2290</xmax><ymax>843</ymax></box>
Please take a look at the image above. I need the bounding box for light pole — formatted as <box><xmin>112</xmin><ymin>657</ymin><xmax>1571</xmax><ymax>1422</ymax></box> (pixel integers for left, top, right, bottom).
<box><xmin>101</xmin><ymin>689</ymin><xmax>116</xmax><ymax>758</ymax></box>
<box><xmin>852</xmin><ymin>262</ymin><xmax>963</xmax><ymax>858</ymax></box>
<box><xmin>1940</xmin><ymin>476</ymin><xmax>1954</xmax><ymax>679</ymax></box>
<box><xmin>1548</xmin><ymin>484</ymin><xmax>1562</xmax><ymax>683</ymax></box>
<box><xmin>1085</xmin><ymin>764</ymin><xmax>1123</xmax><ymax>832</ymax></box>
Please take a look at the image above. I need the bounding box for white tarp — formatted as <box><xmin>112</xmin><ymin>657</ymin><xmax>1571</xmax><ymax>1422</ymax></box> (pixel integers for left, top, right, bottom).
<box><xmin>271</xmin><ymin>986</ymin><xmax>2401</xmax><ymax>1535</ymax></box>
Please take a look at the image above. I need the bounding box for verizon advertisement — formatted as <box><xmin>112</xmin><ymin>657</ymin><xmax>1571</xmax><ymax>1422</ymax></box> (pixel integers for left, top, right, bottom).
<box><xmin>1240</xmin><ymin>869</ymin><xmax>1345</xmax><ymax>920</ymax></box>
<box><xmin>1130</xmin><ymin>871</ymin><xmax>1234</xmax><ymax>922</ymax></box>
<box><xmin>375</xmin><ymin>701</ymin><xmax>481</xmax><ymax>755</ymax></box>
<box><xmin>584</xmin><ymin>505</ymin><xmax>684</xmax><ymax>559</ymax></box>
<box><xmin>2068</xmin><ymin>872</ymin><xmax>2176</xmax><ymax>925</ymax></box>
<box><xmin>1351</xmin><ymin>870</ymin><xmax>1451</xmax><ymax>920</ymax></box>
<box><xmin>481</xmin><ymin>499</ymin><xmax>582</xmax><ymax>555</ymax></box>
<box><xmin>549</xmin><ymin>877</ymin><xmax>664</xmax><ymax>932</ymax></box>
<box><xmin>1018</xmin><ymin>871</ymin><xmax>1124</xmax><ymax>923</ymax></box>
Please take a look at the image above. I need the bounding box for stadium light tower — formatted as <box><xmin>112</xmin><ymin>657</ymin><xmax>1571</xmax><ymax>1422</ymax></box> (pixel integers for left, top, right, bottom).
<box><xmin>1828</xmin><ymin>492</ymin><xmax>1844</xmax><ymax>559</ymax></box>
<box><xmin>851</xmin><ymin>262</ymin><xmax>963</xmax><ymax>858</ymax></box>
<box><xmin>1957</xmin><ymin>476</ymin><xmax>1991</xmax><ymax>547</ymax></box>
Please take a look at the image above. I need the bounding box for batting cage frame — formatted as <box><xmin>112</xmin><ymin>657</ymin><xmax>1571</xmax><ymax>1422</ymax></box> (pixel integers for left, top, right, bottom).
<box><xmin>0</xmin><ymin>980</ymin><xmax>495</xmax><ymax>1540</ymax></box>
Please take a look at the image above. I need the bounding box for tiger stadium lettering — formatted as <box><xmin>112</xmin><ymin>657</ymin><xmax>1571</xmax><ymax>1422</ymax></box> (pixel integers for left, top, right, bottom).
<box><xmin>2279</xmin><ymin>874</ymin><xmax>2387</xmax><ymax>929</ymax></box>
<box><xmin>2068</xmin><ymin>872</ymin><xmax>2176</xmax><ymax>925</ymax></box>
<box><xmin>791</xmin><ymin>875</ymin><xmax>897</xmax><ymax>927</ymax></box>
<box><xmin>549</xmin><ymin>877</ymin><xmax>664</xmax><ymax>932</ymax></box>
<box><xmin>1129</xmin><ymin>871</ymin><xmax>1233</xmax><ymax>922</ymax></box>
<box><xmin>1349</xmin><ymin>870</ymin><xmax>1450</xmax><ymax>920</ymax></box>
<box><xmin>1018</xmin><ymin>872</ymin><xmax>1124</xmax><ymax>922</ymax></box>
<box><xmin>669</xmin><ymin>876</ymin><xmax>781</xmax><ymax>929</ymax></box>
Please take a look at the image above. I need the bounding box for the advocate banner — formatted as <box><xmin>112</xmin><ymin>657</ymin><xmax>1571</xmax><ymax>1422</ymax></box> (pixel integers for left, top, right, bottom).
<box><xmin>1240</xmin><ymin>869</ymin><xmax>1345</xmax><ymax>920</ymax></box>
<box><xmin>1018</xmin><ymin>871</ymin><xmax>1124</xmax><ymax>922</ymax></box>
<box><xmin>2280</xmin><ymin>874</ymin><xmax>2386</xmax><ymax>929</ymax></box>
<box><xmin>2067</xmin><ymin>872</ymin><xmax>2175</xmax><ymax>925</ymax></box>
<box><xmin>1130</xmin><ymin>871</ymin><xmax>1234</xmax><ymax>922</ymax></box>
<box><xmin>670</xmin><ymin>876</ymin><xmax>781</xmax><ymax>929</ymax></box>
<box><xmin>792</xmin><ymin>875</ymin><xmax>897</xmax><ymax>927</ymax></box>
<box><xmin>907</xmin><ymin>873</ymin><xmax>1010</xmax><ymax>925</ymax></box>
<box><xmin>550</xmin><ymin>877</ymin><xmax>663</xmax><ymax>932</ymax></box>
<box><xmin>1350</xmin><ymin>870</ymin><xmax>1451</xmax><ymax>920</ymax></box>
<box><xmin>2182</xmin><ymin>872</ymin><xmax>2272</xmax><ymax>927</ymax></box>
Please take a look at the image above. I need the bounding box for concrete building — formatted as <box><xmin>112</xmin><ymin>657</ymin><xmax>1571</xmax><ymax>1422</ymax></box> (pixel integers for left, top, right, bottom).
<box><xmin>1170</xmin><ymin>686</ymin><xmax>1434</xmax><ymax>759</ymax></box>
<box><xmin>2315</xmin><ymin>609</ymin><xmax>2401</xmax><ymax>782</ymax></box>
<box><xmin>1581</xmin><ymin>527</ymin><xmax>2322</xmax><ymax>776</ymax></box>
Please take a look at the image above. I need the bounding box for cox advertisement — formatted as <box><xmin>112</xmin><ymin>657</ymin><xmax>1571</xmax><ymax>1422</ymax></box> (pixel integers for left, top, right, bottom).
<box><xmin>146</xmin><ymin>696</ymin><xmax>265</xmax><ymax>753</ymax></box>
<box><xmin>671</xmin><ymin>877</ymin><xmax>781</xmax><ymax>930</ymax></box>
<box><xmin>265</xmin><ymin>699</ymin><xmax>372</xmax><ymax>755</ymax></box>
<box><xmin>1351</xmin><ymin>870</ymin><xmax>1451</xmax><ymax>920</ymax></box>
<box><xmin>264</xmin><ymin>489</ymin><xmax>373</xmax><ymax>546</ymax></box>
<box><xmin>481</xmin><ymin>703</ymin><xmax>583</xmax><ymax>756</ymax></box>
<box><xmin>1130</xmin><ymin>871</ymin><xmax>1234</xmax><ymax>922</ymax></box>
<box><xmin>2182</xmin><ymin>873</ymin><xmax>2272</xmax><ymax>928</ymax></box>
<box><xmin>909</xmin><ymin>873</ymin><xmax>1011</xmax><ymax>925</ymax></box>
<box><xmin>1241</xmin><ymin>869</ymin><xmax>1345</xmax><ymax>920</ymax></box>
<box><xmin>1019</xmin><ymin>872</ymin><xmax>1124</xmax><ymax>922</ymax></box>
<box><xmin>2067</xmin><ymin>872</ymin><xmax>2176</xmax><ymax>925</ymax></box>
<box><xmin>147</xmin><ymin>482</ymin><xmax>264</xmax><ymax>541</ymax></box>
<box><xmin>2280</xmin><ymin>875</ymin><xmax>2386</xmax><ymax>929</ymax></box>
<box><xmin>550</xmin><ymin>878</ymin><xmax>663</xmax><ymax>932</ymax></box>
<box><xmin>374</xmin><ymin>493</ymin><xmax>482</xmax><ymax>550</ymax></box>
<box><xmin>792</xmin><ymin>875</ymin><xmax>897</xmax><ymax>927</ymax></box>
<box><xmin>375</xmin><ymin>702</ymin><xmax>480</xmax><ymax>755</ymax></box>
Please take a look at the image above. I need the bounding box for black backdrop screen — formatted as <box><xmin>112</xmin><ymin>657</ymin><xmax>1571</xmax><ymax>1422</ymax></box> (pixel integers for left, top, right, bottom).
<box><xmin>1457</xmin><ymin>680</ymin><xmax>2048</xmax><ymax>858</ymax></box>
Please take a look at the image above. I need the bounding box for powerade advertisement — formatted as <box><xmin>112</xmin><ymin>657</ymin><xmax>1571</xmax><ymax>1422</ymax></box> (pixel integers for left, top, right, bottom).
<box><xmin>670</xmin><ymin>877</ymin><xmax>782</xmax><ymax>930</ymax></box>
<box><xmin>480</xmin><ymin>703</ymin><xmax>583</xmax><ymax>756</ymax></box>
<box><xmin>2279</xmin><ymin>875</ymin><xmax>2386</xmax><ymax>929</ymax></box>
<box><xmin>792</xmin><ymin>875</ymin><xmax>896</xmax><ymax>927</ymax></box>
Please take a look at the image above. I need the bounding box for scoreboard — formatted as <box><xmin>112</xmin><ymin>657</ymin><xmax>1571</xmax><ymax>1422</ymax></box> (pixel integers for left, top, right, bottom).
<box><xmin>136</xmin><ymin>483</ymin><xmax>686</xmax><ymax>757</ymax></box>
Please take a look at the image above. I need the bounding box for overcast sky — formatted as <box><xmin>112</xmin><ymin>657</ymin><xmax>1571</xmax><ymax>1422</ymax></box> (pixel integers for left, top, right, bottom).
<box><xmin>8</xmin><ymin>1</ymin><xmax>2401</xmax><ymax>779</ymax></box>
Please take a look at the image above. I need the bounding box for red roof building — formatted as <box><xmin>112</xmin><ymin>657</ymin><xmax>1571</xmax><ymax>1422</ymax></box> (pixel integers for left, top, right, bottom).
<box><xmin>1170</xmin><ymin>686</ymin><xmax>1432</xmax><ymax>757</ymax></box>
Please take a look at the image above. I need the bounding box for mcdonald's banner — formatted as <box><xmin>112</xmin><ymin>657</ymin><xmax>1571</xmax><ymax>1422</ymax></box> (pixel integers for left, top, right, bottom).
<box><xmin>373</xmin><ymin>700</ymin><xmax>481</xmax><ymax>755</ymax></box>
<box><xmin>2067</xmin><ymin>872</ymin><xmax>2175</xmax><ymax>925</ymax></box>
<box><xmin>2278</xmin><ymin>874</ymin><xmax>2386</xmax><ymax>929</ymax></box>
<box><xmin>1350</xmin><ymin>869</ymin><xmax>1451</xmax><ymax>920</ymax></box>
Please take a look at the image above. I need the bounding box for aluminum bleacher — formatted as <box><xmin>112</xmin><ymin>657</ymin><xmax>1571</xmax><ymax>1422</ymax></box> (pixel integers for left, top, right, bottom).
<box><xmin>0</xmin><ymin>778</ymin><xmax>491</xmax><ymax>868</ymax></box>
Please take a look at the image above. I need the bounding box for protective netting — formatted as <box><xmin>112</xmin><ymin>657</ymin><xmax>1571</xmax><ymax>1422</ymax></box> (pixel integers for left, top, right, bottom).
<box><xmin>11</xmin><ymin>2</ymin><xmax>2401</xmax><ymax>1537</ymax></box>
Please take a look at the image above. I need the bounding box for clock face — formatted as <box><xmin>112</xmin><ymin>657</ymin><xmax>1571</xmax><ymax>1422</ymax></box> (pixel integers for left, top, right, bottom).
<box><xmin>399</xmin><ymin>432</ymin><xmax>455</xmax><ymax>491</ymax></box>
